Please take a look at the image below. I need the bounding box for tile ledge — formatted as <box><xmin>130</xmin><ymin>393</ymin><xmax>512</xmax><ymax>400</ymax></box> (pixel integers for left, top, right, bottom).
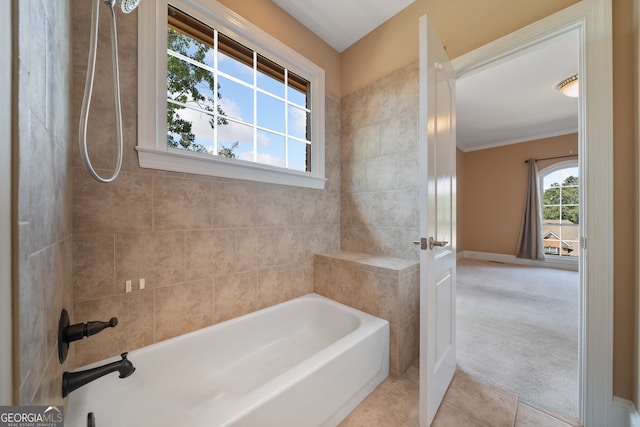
<box><xmin>314</xmin><ymin>250</ymin><xmax>418</xmax><ymax>272</ymax></box>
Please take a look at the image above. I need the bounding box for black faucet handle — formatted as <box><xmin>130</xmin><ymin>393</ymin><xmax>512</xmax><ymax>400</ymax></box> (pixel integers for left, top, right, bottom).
<box><xmin>58</xmin><ymin>310</ymin><xmax>121</xmax><ymax>364</ymax></box>
<box><xmin>85</xmin><ymin>317</ymin><xmax>118</xmax><ymax>337</ymax></box>
<box><xmin>64</xmin><ymin>317</ymin><xmax>118</xmax><ymax>343</ymax></box>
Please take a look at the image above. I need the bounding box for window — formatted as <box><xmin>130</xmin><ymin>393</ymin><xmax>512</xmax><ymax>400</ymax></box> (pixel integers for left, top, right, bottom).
<box><xmin>541</xmin><ymin>164</ymin><xmax>579</xmax><ymax>258</ymax></box>
<box><xmin>137</xmin><ymin>0</ymin><xmax>326</xmax><ymax>188</ymax></box>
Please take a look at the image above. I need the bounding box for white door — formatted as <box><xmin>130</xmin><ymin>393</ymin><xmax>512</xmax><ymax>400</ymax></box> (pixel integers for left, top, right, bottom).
<box><xmin>418</xmin><ymin>15</ymin><xmax>457</xmax><ymax>426</ymax></box>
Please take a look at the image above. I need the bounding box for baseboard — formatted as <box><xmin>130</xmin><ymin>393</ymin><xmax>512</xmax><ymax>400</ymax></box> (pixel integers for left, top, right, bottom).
<box><xmin>458</xmin><ymin>250</ymin><xmax>579</xmax><ymax>272</ymax></box>
<box><xmin>612</xmin><ymin>396</ymin><xmax>640</xmax><ymax>427</ymax></box>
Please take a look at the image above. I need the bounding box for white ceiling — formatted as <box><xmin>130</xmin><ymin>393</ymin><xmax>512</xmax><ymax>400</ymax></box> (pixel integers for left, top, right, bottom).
<box><xmin>456</xmin><ymin>29</ymin><xmax>579</xmax><ymax>151</ymax></box>
<box><xmin>272</xmin><ymin>2</ymin><xmax>579</xmax><ymax>152</ymax></box>
<box><xmin>272</xmin><ymin>0</ymin><xmax>415</xmax><ymax>52</ymax></box>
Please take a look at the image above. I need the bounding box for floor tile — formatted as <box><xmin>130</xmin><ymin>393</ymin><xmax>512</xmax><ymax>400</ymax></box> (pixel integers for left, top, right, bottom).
<box><xmin>515</xmin><ymin>402</ymin><xmax>574</xmax><ymax>427</ymax></box>
<box><xmin>337</xmin><ymin>398</ymin><xmax>405</xmax><ymax>427</ymax></box>
<box><xmin>443</xmin><ymin>370</ymin><xmax>518</xmax><ymax>427</ymax></box>
<box><xmin>432</xmin><ymin>402</ymin><xmax>489</xmax><ymax>427</ymax></box>
<box><xmin>366</xmin><ymin>375</ymin><xmax>419</xmax><ymax>426</ymax></box>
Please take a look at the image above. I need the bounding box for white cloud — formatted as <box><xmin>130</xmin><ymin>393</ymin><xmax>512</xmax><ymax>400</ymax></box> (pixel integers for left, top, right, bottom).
<box><xmin>289</xmin><ymin>105</ymin><xmax>307</xmax><ymax>138</ymax></box>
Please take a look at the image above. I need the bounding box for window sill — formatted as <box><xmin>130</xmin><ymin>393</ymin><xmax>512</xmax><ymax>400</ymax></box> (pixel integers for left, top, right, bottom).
<box><xmin>136</xmin><ymin>146</ymin><xmax>326</xmax><ymax>189</ymax></box>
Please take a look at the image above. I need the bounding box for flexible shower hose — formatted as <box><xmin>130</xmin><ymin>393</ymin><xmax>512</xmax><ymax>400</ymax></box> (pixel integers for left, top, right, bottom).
<box><xmin>79</xmin><ymin>0</ymin><xmax>124</xmax><ymax>183</ymax></box>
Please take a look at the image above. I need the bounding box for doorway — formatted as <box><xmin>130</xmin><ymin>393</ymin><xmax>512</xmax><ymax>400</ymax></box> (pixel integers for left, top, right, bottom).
<box><xmin>455</xmin><ymin>27</ymin><xmax>581</xmax><ymax>418</ymax></box>
<box><xmin>449</xmin><ymin>1</ymin><xmax>613</xmax><ymax>424</ymax></box>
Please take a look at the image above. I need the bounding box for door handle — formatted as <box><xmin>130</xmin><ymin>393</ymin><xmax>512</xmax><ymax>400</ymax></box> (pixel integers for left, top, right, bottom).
<box><xmin>429</xmin><ymin>237</ymin><xmax>448</xmax><ymax>250</ymax></box>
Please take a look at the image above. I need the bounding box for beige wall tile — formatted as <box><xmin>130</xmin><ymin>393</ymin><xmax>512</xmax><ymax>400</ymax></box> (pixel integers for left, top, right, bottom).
<box><xmin>255</xmin><ymin>185</ymin><xmax>294</xmax><ymax>227</ymax></box>
<box><xmin>127</xmin><ymin>291</ymin><xmax>155</xmax><ymax>350</ymax></box>
<box><xmin>290</xmin><ymin>259</ymin><xmax>314</xmax><ymax>298</ymax></box>
<box><xmin>400</xmin><ymin>268</ymin><xmax>420</xmax><ymax>323</ymax></box>
<box><xmin>274</xmin><ymin>227</ymin><xmax>305</xmax><ymax>265</ymax></box>
<box><xmin>115</xmin><ymin>231</ymin><xmax>185</xmax><ymax>290</ymax></box>
<box><xmin>340</xmin><ymin>65</ymin><xmax>419</xmax><ymax>261</ymax></box>
<box><xmin>258</xmin><ymin>265</ymin><xmax>292</xmax><ymax>309</ymax></box>
<box><xmin>235</xmin><ymin>228</ymin><xmax>276</xmax><ymax>272</ymax></box>
<box><xmin>351</xmin><ymin>123</ymin><xmax>381</xmax><ymax>160</ymax></box>
<box><xmin>185</xmin><ymin>229</ymin><xmax>235</xmax><ymax>281</ymax></box>
<box><xmin>19</xmin><ymin>251</ymin><xmax>48</xmax><ymax>402</ymax></box>
<box><xmin>214</xmin><ymin>272</ymin><xmax>258</xmax><ymax>323</ymax></box>
<box><xmin>399</xmin><ymin>314</ymin><xmax>419</xmax><ymax>375</ymax></box>
<box><xmin>359</xmin><ymin>270</ymin><xmax>398</xmax><ymax>323</ymax></box>
<box><xmin>211</xmin><ymin>181</ymin><xmax>259</xmax><ymax>228</ymax></box>
<box><xmin>366</xmin><ymin>153</ymin><xmax>398</xmax><ymax>192</ymax></box>
<box><xmin>73</xmin><ymin>169</ymin><xmax>153</xmax><ymax>234</ymax></box>
<box><xmin>154</xmin><ymin>280</ymin><xmax>214</xmax><ymax>342</ymax></box>
<box><xmin>153</xmin><ymin>176</ymin><xmax>212</xmax><ymax>230</ymax></box>
<box><xmin>73</xmin><ymin>233</ymin><xmax>115</xmax><ymax>301</ymax></box>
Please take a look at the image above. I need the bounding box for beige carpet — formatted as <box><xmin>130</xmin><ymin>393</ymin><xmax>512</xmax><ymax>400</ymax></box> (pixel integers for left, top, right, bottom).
<box><xmin>456</xmin><ymin>258</ymin><xmax>579</xmax><ymax>418</ymax></box>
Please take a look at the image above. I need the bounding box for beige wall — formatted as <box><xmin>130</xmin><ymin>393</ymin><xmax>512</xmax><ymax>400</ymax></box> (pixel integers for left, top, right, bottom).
<box><xmin>343</xmin><ymin>0</ymin><xmax>636</xmax><ymax>401</ymax></box>
<box><xmin>70</xmin><ymin>1</ymin><xmax>341</xmax><ymax>367</ymax></box>
<box><xmin>341</xmin><ymin>0</ymin><xmax>579</xmax><ymax>96</ymax></box>
<box><xmin>456</xmin><ymin>134</ymin><xmax>578</xmax><ymax>255</ymax></box>
<box><xmin>14</xmin><ymin>1</ymin><xmax>74</xmax><ymax>404</ymax></box>
<box><xmin>456</xmin><ymin>149</ymin><xmax>466</xmax><ymax>253</ymax></box>
<box><xmin>613</xmin><ymin>0</ymin><xmax>637</xmax><ymax>402</ymax></box>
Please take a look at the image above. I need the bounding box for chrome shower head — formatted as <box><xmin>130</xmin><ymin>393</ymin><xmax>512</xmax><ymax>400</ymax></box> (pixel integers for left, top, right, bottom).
<box><xmin>109</xmin><ymin>0</ymin><xmax>140</xmax><ymax>13</ymax></box>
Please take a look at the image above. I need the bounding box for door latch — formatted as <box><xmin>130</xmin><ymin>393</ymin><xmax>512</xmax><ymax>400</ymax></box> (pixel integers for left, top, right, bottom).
<box><xmin>428</xmin><ymin>237</ymin><xmax>448</xmax><ymax>250</ymax></box>
<box><xmin>413</xmin><ymin>238</ymin><xmax>429</xmax><ymax>250</ymax></box>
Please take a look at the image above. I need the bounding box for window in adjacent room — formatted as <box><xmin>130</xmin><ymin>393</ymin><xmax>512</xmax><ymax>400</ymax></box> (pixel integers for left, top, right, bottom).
<box><xmin>541</xmin><ymin>163</ymin><xmax>580</xmax><ymax>258</ymax></box>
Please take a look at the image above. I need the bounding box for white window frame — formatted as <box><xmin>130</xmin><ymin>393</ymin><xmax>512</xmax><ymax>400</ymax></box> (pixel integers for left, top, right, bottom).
<box><xmin>137</xmin><ymin>0</ymin><xmax>326</xmax><ymax>189</ymax></box>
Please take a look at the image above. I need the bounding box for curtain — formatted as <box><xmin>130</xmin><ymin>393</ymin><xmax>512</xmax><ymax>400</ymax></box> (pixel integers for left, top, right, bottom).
<box><xmin>516</xmin><ymin>160</ymin><xmax>545</xmax><ymax>260</ymax></box>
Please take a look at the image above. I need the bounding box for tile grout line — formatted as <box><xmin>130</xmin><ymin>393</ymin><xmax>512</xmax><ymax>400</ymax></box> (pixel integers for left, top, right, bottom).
<box><xmin>512</xmin><ymin>397</ymin><xmax>520</xmax><ymax>427</ymax></box>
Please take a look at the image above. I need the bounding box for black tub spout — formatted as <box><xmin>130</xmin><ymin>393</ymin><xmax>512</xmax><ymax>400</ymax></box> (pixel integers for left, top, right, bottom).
<box><xmin>62</xmin><ymin>352</ymin><xmax>135</xmax><ymax>397</ymax></box>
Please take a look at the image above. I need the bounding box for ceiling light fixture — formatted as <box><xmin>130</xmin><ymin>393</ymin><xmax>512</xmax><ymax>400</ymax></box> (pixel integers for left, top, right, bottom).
<box><xmin>556</xmin><ymin>74</ymin><xmax>579</xmax><ymax>98</ymax></box>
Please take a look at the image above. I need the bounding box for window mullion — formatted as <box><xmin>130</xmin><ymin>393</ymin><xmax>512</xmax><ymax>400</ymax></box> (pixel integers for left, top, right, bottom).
<box><xmin>284</xmin><ymin>68</ymin><xmax>289</xmax><ymax>169</ymax></box>
<box><xmin>213</xmin><ymin>29</ymin><xmax>219</xmax><ymax>156</ymax></box>
<box><xmin>253</xmin><ymin>50</ymin><xmax>258</xmax><ymax>163</ymax></box>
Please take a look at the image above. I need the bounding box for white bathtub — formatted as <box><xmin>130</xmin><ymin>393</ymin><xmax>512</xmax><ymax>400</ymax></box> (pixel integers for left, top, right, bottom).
<box><xmin>65</xmin><ymin>293</ymin><xmax>389</xmax><ymax>427</ymax></box>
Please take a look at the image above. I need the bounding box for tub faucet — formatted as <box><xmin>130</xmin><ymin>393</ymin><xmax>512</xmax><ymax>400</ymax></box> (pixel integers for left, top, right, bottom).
<box><xmin>62</xmin><ymin>352</ymin><xmax>135</xmax><ymax>397</ymax></box>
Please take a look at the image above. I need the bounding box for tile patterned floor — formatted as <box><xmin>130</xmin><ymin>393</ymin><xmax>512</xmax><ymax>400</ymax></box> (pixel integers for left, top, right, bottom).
<box><xmin>338</xmin><ymin>361</ymin><xmax>580</xmax><ymax>427</ymax></box>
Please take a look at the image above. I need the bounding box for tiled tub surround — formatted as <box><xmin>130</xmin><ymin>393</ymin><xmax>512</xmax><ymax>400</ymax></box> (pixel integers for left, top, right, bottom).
<box><xmin>71</xmin><ymin>2</ymin><xmax>341</xmax><ymax>367</ymax></box>
<box><xmin>340</xmin><ymin>62</ymin><xmax>420</xmax><ymax>262</ymax></box>
<box><xmin>314</xmin><ymin>251</ymin><xmax>419</xmax><ymax>377</ymax></box>
<box><xmin>16</xmin><ymin>1</ymin><xmax>74</xmax><ymax>404</ymax></box>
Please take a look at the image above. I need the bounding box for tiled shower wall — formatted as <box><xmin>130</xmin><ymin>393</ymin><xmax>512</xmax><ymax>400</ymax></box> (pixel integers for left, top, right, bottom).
<box><xmin>16</xmin><ymin>1</ymin><xmax>73</xmax><ymax>404</ymax></box>
<box><xmin>340</xmin><ymin>62</ymin><xmax>420</xmax><ymax>261</ymax></box>
<box><xmin>70</xmin><ymin>4</ymin><xmax>340</xmax><ymax>367</ymax></box>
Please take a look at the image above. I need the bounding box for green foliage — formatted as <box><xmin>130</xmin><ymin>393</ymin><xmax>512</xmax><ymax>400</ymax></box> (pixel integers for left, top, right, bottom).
<box><xmin>218</xmin><ymin>142</ymin><xmax>239</xmax><ymax>158</ymax></box>
<box><xmin>543</xmin><ymin>175</ymin><xmax>579</xmax><ymax>224</ymax></box>
<box><xmin>166</xmin><ymin>29</ymin><xmax>236</xmax><ymax>157</ymax></box>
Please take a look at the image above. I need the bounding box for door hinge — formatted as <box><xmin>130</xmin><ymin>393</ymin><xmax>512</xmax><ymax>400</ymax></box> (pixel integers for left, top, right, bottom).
<box><xmin>581</xmin><ymin>236</ymin><xmax>587</xmax><ymax>249</ymax></box>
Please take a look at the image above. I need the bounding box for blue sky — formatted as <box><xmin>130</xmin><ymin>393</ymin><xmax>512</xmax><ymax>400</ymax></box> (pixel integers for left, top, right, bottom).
<box><xmin>542</xmin><ymin>166</ymin><xmax>578</xmax><ymax>191</ymax></box>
